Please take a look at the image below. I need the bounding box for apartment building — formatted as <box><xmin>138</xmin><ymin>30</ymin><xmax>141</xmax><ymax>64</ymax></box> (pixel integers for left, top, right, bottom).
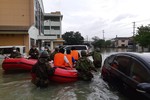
<box><xmin>0</xmin><ymin>0</ymin><xmax>44</xmax><ymax>53</ymax></box>
<box><xmin>43</xmin><ymin>11</ymin><xmax>64</xmax><ymax>50</ymax></box>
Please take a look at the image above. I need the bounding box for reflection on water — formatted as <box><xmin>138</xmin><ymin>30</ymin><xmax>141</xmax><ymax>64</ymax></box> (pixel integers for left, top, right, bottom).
<box><xmin>0</xmin><ymin>48</ymin><xmax>130</xmax><ymax>100</ymax></box>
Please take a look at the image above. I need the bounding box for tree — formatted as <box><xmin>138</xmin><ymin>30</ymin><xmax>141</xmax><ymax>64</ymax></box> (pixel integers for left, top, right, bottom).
<box><xmin>91</xmin><ymin>36</ymin><xmax>112</xmax><ymax>48</ymax></box>
<box><xmin>135</xmin><ymin>25</ymin><xmax>150</xmax><ymax>51</ymax></box>
<box><xmin>104</xmin><ymin>40</ymin><xmax>111</xmax><ymax>47</ymax></box>
<box><xmin>62</xmin><ymin>31</ymin><xmax>84</xmax><ymax>45</ymax></box>
<box><xmin>91</xmin><ymin>36</ymin><xmax>105</xmax><ymax>48</ymax></box>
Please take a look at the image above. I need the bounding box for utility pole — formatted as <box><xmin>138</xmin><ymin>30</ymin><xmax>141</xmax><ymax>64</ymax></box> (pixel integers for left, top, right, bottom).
<box><xmin>133</xmin><ymin>22</ymin><xmax>136</xmax><ymax>51</ymax></box>
<box><xmin>133</xmin><ymin>22</ymin><xmax>135</xmax><ymax>36</ymax></box>
<box><xmin>102</xmin><ymin>30</ymin><xmax>105</xmax><ymax>40</ymax></box>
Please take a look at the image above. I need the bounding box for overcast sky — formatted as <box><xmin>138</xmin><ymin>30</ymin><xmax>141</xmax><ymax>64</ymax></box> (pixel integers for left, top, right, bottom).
<box><xmin>43</xmin><ymin>0</ymin><xmax>150</xmax><ymax>40</ymax></box>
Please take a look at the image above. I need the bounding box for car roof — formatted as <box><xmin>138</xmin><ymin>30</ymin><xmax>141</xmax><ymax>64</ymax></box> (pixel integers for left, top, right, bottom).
<box><xmin>111</xmin><ymin>52</ymin><xmax>150</xmax><ymax>69</ymax></box>
<box><xmin>0</xmin><ymin>46</ymin><xmax>25</xmax><ymax>48</ymax></box>
<box><xmin>64</xmin><ymin>45</ymin><xmax>87</xmax><ymax>47</ymax></box>
<box><xmin>63</xmin><ymin>45</ymin><xmax>88</xmax><ymax>49</ymax></box>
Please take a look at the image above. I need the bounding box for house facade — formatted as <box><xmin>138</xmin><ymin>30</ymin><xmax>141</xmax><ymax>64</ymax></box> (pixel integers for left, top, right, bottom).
<box><xmin>114</xmin><ymin>37</ymin><xmax>130</xmax><ymax>48</ymax></box>
<box><xmin>0</xmin><ymin>0</ymin><xmax>44</xmax><ymax>54</ymax></box>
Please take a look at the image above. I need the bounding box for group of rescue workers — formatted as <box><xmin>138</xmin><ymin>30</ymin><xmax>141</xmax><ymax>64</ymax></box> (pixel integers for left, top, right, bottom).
<box><xmin>9</xmin><ymin>45</ymin><xmax>102</xmax><ymax>88</ymax></box>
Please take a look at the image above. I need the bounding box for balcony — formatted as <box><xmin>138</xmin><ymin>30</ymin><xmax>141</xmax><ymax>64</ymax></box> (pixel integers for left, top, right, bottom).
<box><xmin>37</xmin><ymin>35</ymin><xmax>57</xmax><ymax>40</ymax></box>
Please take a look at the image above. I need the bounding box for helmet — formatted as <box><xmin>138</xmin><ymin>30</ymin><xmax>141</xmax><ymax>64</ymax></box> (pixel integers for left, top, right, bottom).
<box><xmin>12</xmin><ymin>46</ymin><xmax>16</xmax><ymax>50</ymax></box>
<box><xmin>40</xmin><ymin>51</ymin><xmax>49</xmax><ymax>58</ymax></box>
<box><xmin>59</xmin><ymin>48</ymin><xmax>65</xmax><ymax>53</ymax></box>
<box><xmin>54</xmin><ymin>47</ymin><xmax>59</xmax><ymax>52</ymax></box>
<box><xmin>81</xmin><ymin>50</ymin><xmax>87</xmax><ymax>57</ymax></box>
<box><xmin>96</xmin><ymin>48</ymin><xmax>100</xmax><ymax>52</ymax></box>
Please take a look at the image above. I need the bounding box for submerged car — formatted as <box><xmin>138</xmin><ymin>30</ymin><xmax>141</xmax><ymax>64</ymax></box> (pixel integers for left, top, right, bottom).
<box><xmin>101</xmin><ymin>52</ymin><xmax>150</xmax><ymax>100</ymax></box>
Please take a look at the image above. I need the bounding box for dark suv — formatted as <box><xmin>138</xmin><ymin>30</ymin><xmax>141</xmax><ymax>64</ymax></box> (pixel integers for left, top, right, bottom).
<box><xmin>101</xmin><ymin>52</ymin><xmax>150</xmax><ymax>100</ymax></box>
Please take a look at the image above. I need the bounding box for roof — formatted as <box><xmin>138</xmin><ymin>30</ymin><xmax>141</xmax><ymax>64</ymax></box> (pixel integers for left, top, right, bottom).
<box><xmin>114</xmin><ymin>37</ymin><xmax>130</xmax><ymax>40</ymax></box>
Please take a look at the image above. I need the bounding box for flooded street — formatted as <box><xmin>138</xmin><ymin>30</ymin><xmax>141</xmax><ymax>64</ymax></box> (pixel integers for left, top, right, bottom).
<box><xmin>0</xmin><ymin>48</ymin><xmax>130</xmax><ymax>100</ymax></box>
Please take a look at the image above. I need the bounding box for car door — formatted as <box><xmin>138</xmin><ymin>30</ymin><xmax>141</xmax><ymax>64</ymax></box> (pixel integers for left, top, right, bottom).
<box><xmin>128</xmin><ymin>58</ymin><xmax>150</xmax><ymax>99</ymax></box>
<box><xmin>129</xmin><ymin>58</ymin><xmax>150</xmax><ymax>86</ymax></box>
<box><xmin>110</xmin><ymin>55</ymin><xmax>132</xmax><ymax>89</ymax></box>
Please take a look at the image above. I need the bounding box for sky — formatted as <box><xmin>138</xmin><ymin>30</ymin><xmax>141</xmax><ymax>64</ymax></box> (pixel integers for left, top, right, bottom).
<box><xmin>43</xmin><ymin>0</ymin><xmax>150</xmax><ymax>40</ymax></box>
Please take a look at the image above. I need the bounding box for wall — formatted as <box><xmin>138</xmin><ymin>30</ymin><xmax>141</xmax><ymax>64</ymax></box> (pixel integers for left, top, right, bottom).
<box><xmin>0</xmin><ymin>0</ymin><xmax>34</xmax><ymax>27</ymax></box>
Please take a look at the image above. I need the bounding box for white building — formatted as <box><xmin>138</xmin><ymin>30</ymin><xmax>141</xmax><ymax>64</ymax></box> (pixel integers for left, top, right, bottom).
<box><xmin>39</xmin><ymin>11</ymin><xmax>64</xmax><ymax>50</ymax></box>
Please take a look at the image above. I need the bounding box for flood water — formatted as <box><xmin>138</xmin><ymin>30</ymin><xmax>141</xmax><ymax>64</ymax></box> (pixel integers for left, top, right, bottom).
<box><xmin>0</xmin><ymin>48</ymin><xmax>131</xmax><ymax>100</ymax></box>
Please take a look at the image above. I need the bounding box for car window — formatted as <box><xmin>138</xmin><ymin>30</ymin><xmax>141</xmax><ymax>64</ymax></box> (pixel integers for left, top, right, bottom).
<box><xmin>75</xmin><ymin>46</ymin><xmax>87</xmax><ymax>50</ymax></box>
<box><xmin>104</xmin><ymin>55</ymin><xmax>115</xmax><ymax>68</ymax></box>
<box><xmin>114</xmin><ymin>56</ymin><xmax>131</xmax><ymax>75</ymax></box>
<box><xmin>130</xmin><ymin>60</ymin><xmax>150</xmax><ymax>83</ymax></box>
<box><xmin>64</xmin><ymin>45</ymin><xmax>87</xmax><ymax>50</ymax></box>
<box><xmin>0</xmin><ymin>48</ymin><xmax>12</xmax><ymax>54</ymax></box>
<box><xmin>65</xmin><ymin>47</ymin><xmax>71</xmax><ymax>50</ymax></box>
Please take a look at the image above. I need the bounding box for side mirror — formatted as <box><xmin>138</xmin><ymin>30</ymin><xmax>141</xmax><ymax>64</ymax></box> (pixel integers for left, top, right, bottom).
<box><xmin>136</xmin><ymin>83</ymin><xmax>150</xmax><ymax>94</ymax></box>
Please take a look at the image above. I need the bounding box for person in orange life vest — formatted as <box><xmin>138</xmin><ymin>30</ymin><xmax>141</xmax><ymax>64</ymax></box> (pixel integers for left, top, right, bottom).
<box><xmin>54</xmin><ymin>48</ymin><xmax>72</xmax><ymax>69</ymax></box>
<box><xmin>71</xmin><ymin>47</ymin><xmax>80</xmax><ymax>61</ymax></box>
<box><xmin>65</xmin><ymin>49</ymin><xmax>75</xmax><ymax>67</ymax></box>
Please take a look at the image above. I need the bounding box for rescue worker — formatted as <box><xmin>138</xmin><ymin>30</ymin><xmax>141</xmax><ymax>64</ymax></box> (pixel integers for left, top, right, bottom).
<box><xmin>9</xmin><ymin>47</ymin><xmax>22</xmax><ymax>58</ymax></box>
<box><xmin>44</xmin><ymin>46</ymin><xmax>51</xmax><ymax>55</ymax></box>
<box><xmin>29</xmin><ymin>44</ymin><xmax>39</xmax><ymax>59</ymax></box>
<box><xmin>76</xmin><ymin>50</ymin><xmax>97</xmax><ymax>81</ymax></box>
<box><xmin>65</xmin><ymin>49</ymin><xmax>75</xmax><ymax>68</ymax></box>
<box><xmin>71</xmin><ymin>47</ymin><xmax>80</xmax><ymax>61</ymax></box>
<box><xmin>44</xmin><ymin>46</ymin><xmax>51</xmax><ymax>61</ymax></box>
<box><xmin>31</xmin><ymin>51</ymin><xmax>54</xmax><ymax>88</ymax></box>
<box><xmin>90</xmin><ymin>48</ymin><xmax>102</xmax><ymax>68</ymax></box>
<box><xmin>50</xmin><ymin>47</ymin><xmax>59</xmax><ymax>61</ymax></box>
<box><xmin>54</xmin><ymin>48</ymin><xmax>72</xmax><ymax>69</ymax></box>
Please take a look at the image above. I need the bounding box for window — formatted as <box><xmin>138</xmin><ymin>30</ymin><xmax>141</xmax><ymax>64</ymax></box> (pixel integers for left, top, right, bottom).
<box><xmin>130</xmin><ymin>60</ymin><xmax>150</xmax><ymax>83</ymax></box>
<box><xmin>121</xmin><ymin>40</ymin><xmax>125</xmax><ymax>42</ymax></box>
<box><xmin>104</xmin><ymin>55</ymin><xmax>115</xmax><ymax>68</ymax></box>
<box><xmin>50</xmin><ymin>17</ymin><xmax>60</xmax><ymax>21</ymax></box>
<box><xmin>0</xmin><ymin>48</ymin><xmax>12</xmax><ymax>54</ymax></box>
<box><xmin>51</xmin><ymin>26</ymin><xmax>60</xmax><ymax>30</ymax></box>
<box><xmin>44</xmin><ymin>26</ymin><xmax>50</xmax><ymax>30</ymax></box>
<box><xmin>115</xmin><ymin>56</ymin><xmax>131</xmax><ymax>75</ymax></box>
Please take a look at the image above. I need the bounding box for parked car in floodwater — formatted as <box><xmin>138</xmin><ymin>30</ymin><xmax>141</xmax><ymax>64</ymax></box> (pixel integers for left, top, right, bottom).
<box><xmin>101</xmin><ymin>52</ymin><xmax>150</xmax><ymax>100</ymax></box>
<box><xmin>0</xmin><ymin>46</ymin><xmax>26</xmax><ymax>59</ymax></box>
<box><xmin>63</xmin><ymin>45</ymin><xmax>90</xmax><ymax>55</ymax></box>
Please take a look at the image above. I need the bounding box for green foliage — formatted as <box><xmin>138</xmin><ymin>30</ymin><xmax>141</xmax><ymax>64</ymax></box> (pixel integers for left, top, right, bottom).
<box><xmin>135</xmin><ymin>25</ymin><xmax>150</xmax><ymax>47</ymax></box>
<box><xmin>91</xmin><ymin>36</ymin><xmax>105</xmax><ymax>48</ymax></box>
<box><xmin>104</xmin><ymin>40</ymin><xmax>111</xmax><ymax>47</ymax></box>
<box><xmin>91</xmin><ymin>36</ymin><xmax>112</xmax><ymax>48</ymax></box>
<box><xmin>62</xmin><ymin>31</ymin><xmax>84</xmax><ymax>45</ymax></box>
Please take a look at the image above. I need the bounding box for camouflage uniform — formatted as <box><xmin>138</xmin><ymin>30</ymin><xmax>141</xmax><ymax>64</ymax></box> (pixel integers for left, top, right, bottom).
<box><xmin>76</xmin><ymin>50</ymin><xmax>97</xmax><ymax>81</ymax></box>
<box><xmin>31</xmin><ymin>51</ymin><xmax>55</xmax><ymax>88</ymax></box>
<box><xmin>90</xmin><ymin>48</ymin><xmax>102</xmax><ymax>68</ymax></box>
<box><xmin>9</xmin><ymin>47</ymin><xmax>21</xmax><ymax>58</ymax></box>
<box><xmin>29</xmin><ymin>48</ymin><xmax>39</xmax><ymax>59</ymax></box>
<box><xmin>50</xmin><ymin>48</ymin><xmax>59</xmax><ymax>61</ymax></box>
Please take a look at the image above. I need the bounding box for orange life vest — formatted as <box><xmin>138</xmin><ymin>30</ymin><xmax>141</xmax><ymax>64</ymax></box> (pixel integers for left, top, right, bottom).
<box><xmin>71</xmin><ymin>50</ymin><xmax>79</xmax><ymax>60</ymax></box>
<box><xmin>54</xmin><ymin>53</ymin><xmax>65</xmax><ymax>67</ymax></box>
<box><xmin>65</xmin><ymin>54</ymin><xmax>73</xmax><ymax>67</ymax></box>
